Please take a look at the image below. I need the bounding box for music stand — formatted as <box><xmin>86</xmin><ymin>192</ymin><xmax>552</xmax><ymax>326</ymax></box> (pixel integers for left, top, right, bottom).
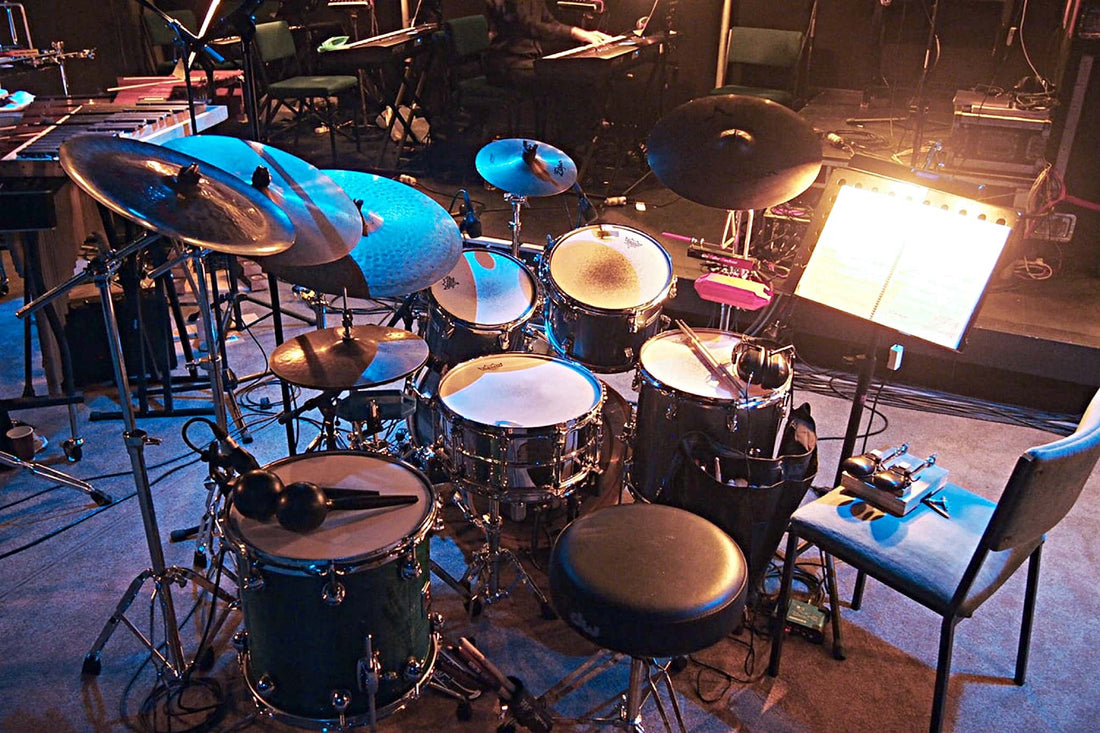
<box><xmin>791</xmin><ymin>165</ymin><xmax>1018</xmax><ymax>482</ymax></box>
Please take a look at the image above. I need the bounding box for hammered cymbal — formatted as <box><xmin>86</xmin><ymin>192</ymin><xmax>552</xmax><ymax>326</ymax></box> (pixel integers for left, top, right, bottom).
<box><xmin>270</xmin><ymin>171</ymin><xmax>462</xmax><ymax>298</ymax></box>
<box><xmin>58</xmin><ymin>135</ymin><xmax>294</xmax><ymax>255</ymax></box>
<box><xmin>164</xmin><ymin>135</ymin><xmax>361</xmax><ymax>267</ymax></box>
<box><xmin>271</xmin><ymin>325</ymin><xmax>429</xmax><ymax>390</ymax></box>
<box><xmin>646</xmin><ymin>94</ymin><xmax>823</xmax><ymax>211</ymax></box>
<box><xmin>475</xmin><ymin>138</ymin><xmax>577</xmax><ymax>197</ymax></box>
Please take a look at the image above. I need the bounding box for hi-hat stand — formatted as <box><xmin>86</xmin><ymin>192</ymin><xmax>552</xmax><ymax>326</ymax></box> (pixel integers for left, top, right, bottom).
<box><xmin>17</xmin><ymin>232</ymin><xmax>233</xmax><ymax>677</ymax></box>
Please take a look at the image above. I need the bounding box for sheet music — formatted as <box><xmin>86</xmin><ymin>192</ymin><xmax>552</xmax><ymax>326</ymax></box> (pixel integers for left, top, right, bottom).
<box><xmin>795</xmin><ymin>184</ymin><xmax>1012</xmax><ymax>350</ymax></box>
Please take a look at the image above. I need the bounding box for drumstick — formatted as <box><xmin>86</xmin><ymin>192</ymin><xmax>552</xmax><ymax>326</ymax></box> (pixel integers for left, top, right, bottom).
<box><xmin>674</xmin><ymin>319</ymin><xmax>741</xmax><ymax>394</ymax></box>
<box><xmin>458</xmin><ymin>637</ymin><xmax>516</xmax><ymax>696</ymax></box>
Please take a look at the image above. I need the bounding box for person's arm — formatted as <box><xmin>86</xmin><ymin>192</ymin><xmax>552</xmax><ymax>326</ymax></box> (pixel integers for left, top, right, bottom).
<box><xmin>516</xmin><ymin>0</ymin><xmax>612</xmax><ymax>44</ymax></box>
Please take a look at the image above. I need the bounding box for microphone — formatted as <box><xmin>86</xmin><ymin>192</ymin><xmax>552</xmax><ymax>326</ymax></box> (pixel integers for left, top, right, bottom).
<box><xmin>459</xmin><ymin>189</ymin><xmax>482</xmax><ymax>239</ymax></box>
<box><xmin>572</xmin><ymin>182</ymin><xmax>599</xmax><ymax>225</ymax></box>
<box><xmin>208</xmin><ymin>422</ymin><xmax>260</xmax><ymax>475</ymax></box>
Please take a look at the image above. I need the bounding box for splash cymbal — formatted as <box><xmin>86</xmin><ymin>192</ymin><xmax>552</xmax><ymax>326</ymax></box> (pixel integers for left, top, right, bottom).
<box><xmin>475</xmin><ymin>138</ymin><xmax>577</xmax><ymax>197</ymax></box>
<box><xmin>270</xmin><ymin>325</ymin><xmax>429</xmax><ymax>390</ymax></box>
<box><xmin>58</xmin><ymin>135</ymin><xmax>294</xmax><ymax>255</ymax></box>
<box><xmin>164</xmin><ymin>135</ymin><xmax>362</xmax><ymax>267</ymax></box>
<box><xmin>647</xmin><ymin>94</ymin><xmax>822</xmax><ymax>211</ymax></box>
<box><xmin>269</xmin><ymin>171</ymin><xmax>462</xmax><ymax>298</ymax></box>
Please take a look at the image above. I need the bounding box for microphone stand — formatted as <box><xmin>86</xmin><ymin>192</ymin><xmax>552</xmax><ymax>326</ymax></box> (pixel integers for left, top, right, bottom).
<box><xmin>908</xmin><ymin>0</ymin><xmax>941</xmax><ymax>167</ymax></box>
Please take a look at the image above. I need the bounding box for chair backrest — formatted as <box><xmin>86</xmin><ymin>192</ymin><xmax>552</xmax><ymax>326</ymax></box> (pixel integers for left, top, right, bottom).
<box><xmin>444</xmin><ymin>15</ymin><xmax>491</xmax><ymax>60</ymax></box>
<box><xmin>726</xmin><ymin>27</ymin><xmax>803</xmax><ymax>69</ymax></box>
<box><xmin>144</xmin><ymin>9</ymin><xmax>199</xmax><ymax>48</ymax></box>
<box><xmin>254</xmin><ymin>20</ymin><xmax>298</xmax><ymax>64</ymax></box>
<box><xmin>984</xmin><ymin>388</ymin><xmax>1100</xmax><ymax>552</ymax></box>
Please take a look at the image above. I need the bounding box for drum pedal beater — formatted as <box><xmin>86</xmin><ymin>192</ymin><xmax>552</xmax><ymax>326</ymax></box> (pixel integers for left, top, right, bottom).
<box><xmin>20</xmin><ymin>235</ymin><xmax>234</xmax><ymax>677</ymax></box>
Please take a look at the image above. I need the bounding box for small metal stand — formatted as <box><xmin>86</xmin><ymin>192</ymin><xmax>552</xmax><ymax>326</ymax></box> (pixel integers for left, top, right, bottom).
<box><xmin>432</xmin><ymin>488</ymin><xmax>554</xmax><ymax>618</ymax></box>
<box><xmin>504</xmin><ymin>193</ymin><xmax>528</xmax><ymax>258</ymax></box>
<box><xmin>18</xmin><ymin>233</ymin><xmax>233</xmax><ymax>677</ymax></box>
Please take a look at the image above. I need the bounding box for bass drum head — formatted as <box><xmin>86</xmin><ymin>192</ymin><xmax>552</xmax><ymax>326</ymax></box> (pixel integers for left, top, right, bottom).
<box><xmin>438</xmin><ymin>353</ymin><xmax>603</xmax><ymax>428</ymax></box>
<box><xmin>547</xmin><ymin>225</ymin><xmax>672</xmax><ymax>310</ymax></box>
<box><xmin>638</xmin><ymin>329</ymin><xmax>789</xmax><ymax>404</ymax></box>
<box><xmin>431</xmin><ymin>249</ymin><xmax>537</xmax><ymax>327</ymax></box>
<box><xmin>227</xmin><ymin>452</ymin><xmax>434</xmax><ymax>569</ymax></box>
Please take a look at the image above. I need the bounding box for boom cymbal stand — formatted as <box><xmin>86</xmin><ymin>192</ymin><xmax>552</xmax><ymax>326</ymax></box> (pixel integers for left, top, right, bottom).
<box><xmin>18</xmin><ymin>232</ymin><xmax>232</xmax><ymax>678</ymax></box>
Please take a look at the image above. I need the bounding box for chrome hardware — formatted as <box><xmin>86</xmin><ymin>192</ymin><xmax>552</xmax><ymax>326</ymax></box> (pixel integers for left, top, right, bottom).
<box><xmin>331</xmin><ymin>688</ymin><xmax>351</xmax><ymax>730</ymax></box>
<box><xmin>726</xmin><ymin>409</ymin><xmax>739</xmax><ymax>433</ymax></box>
<box><xmin>665</xmin><ymin>400</ymin><xmax>677</xmax><ymax>420</ymax></box>
<box><xmin>321</xmin><ymin>565</ymin><xmax>346</xmax><ymax>606</ymax></box>
<box><xmin>256</xmin><ymin>673</ymin><xmax>275</xmax><ymax>697</ymax></box>
<box><xmin>429</xmin><ymin>612</ymin><xmax>445</xmax><ymax>632</ymax></box>
<box><xmin>232</xmin><ymin>630</ymin><xmax>248</xmax><ymax>651</ymax></box>
<box><xmin>403</xmin><ymin>656</ymin><xmax>424</xmax><ymax>682</ymax></box>
<box><xmin>400</xmin><ymin>549</ymin><xmax>422</xmax><ymax>580</ymax></box>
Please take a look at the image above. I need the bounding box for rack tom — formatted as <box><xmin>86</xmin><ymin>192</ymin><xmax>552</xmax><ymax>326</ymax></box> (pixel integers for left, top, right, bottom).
<box><xmin>541</xmin><ymin>224</ymin><xmax>675</xmax><ymax>373</ymax></box>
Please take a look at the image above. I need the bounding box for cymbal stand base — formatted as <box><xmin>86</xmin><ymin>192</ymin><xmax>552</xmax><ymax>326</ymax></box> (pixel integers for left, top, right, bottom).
<box><xmin>0</xmin><ymin>450</ymin><xmax>111</xmax><ymax>505</ymax></box>
<box><xmin>433</xmin><ymin>489</ymin><xmax>554</xmax><ymax>618</ymax></box>
<box><xmin>505</xmin><ymin>193</ymin><xmax>528</xmax><ymax>259</ymax></box>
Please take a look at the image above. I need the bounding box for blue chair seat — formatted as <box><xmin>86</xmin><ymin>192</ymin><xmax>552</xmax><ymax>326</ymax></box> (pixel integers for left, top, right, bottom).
<box><xmin>266</xmin><ymin>75</ymin><xmax>358</xmax><ymax>99</ymax></box>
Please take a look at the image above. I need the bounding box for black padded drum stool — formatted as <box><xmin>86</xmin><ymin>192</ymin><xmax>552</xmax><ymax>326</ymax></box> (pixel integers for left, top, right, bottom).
<box><xmin>545</xmin><ymin>503</ymin><xmax>748</xmax><ymax>732</ymax></box>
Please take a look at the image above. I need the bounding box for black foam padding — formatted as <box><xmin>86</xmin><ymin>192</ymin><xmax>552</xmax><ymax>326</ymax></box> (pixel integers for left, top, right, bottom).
<box><xmin>549</xmin><ymin>504</ymin><xmax>748</xmax><ymax>658</ymax></box>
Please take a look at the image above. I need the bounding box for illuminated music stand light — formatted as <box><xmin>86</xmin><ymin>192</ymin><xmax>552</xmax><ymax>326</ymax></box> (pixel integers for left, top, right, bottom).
<box><xmin>793</xmin><ymin>167</ymin><xmax>1018</xmax><ymax>481</ymax></box>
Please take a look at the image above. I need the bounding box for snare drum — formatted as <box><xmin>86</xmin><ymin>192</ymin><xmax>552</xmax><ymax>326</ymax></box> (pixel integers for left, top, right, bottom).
<box><xmin>224</xmin><ymin>452</ymin><xmax>437</xmax><ymax>728</ymax></box>
<box><xmin>425</xmin><ymin>248</ymin><xmax>538</xmax><ymax>368</ymax></box>
<box><xmin>541</xmin><ymin>224</ymin><xmax>675</xmax><ymax>373</ymax></box>
<box><xmin>630</xmin><ymin>329</ymin><xmax>792</xmax><ymax>502</ymax></box>
<box><xmin>436</xmin><ymin>353</ymin><xmax>605</xmax><ymax>502</ymax></box>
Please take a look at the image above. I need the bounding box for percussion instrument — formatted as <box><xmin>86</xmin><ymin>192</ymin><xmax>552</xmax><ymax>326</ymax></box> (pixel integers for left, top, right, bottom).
<box><xmin>164</xmin><ymin>135</ymin><xmax>361</xmax><ymax>267</ymax></box>
<box><xmin>435</xmin><ymin>353</ymin><xmax>604</xmax><ymax>502</ymax></box>
<box><xmin>475</xmin><ymin>138</ymin><xmax>577</xmax><ymax>197</ymax></box>
<box><xmin>270</xmin><ymin>325</ymin><xmax>428</xmax><ymax>390</ymax></box>
<box><xmin>647</xmin><ymin>94</ymin><xmax>823</xmax><ymax>211</ymax></box>
<box><xmin>225</xmin><ymin>452</ymin><xmax>438</xmax><ymax>728</ymax></box>
<box><xmin>271</xmin><ymin>170</ymin><xmax>463</xmax><ymax>298</ymax></box>
<box><xmin>630</xmin><ymin>328</ymin><xmax>792</xmax><ymax>501</ymax></box>
<box><xmin>541</xmin><ymin>224</ymin><xmax>675</xmax><ymax>373</ymax></box>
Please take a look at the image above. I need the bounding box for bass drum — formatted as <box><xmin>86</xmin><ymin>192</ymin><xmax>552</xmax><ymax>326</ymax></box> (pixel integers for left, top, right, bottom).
<box><xmin>630</xmin><ymin>329</ymin><xmax>792</xmax><ymax>502</ymax></box>
<box><xmin>224</xmin><ymin>452</ymin><xmax>437</xmax><ymax>728</ymax></box>
<box><xmin>436</xmin><ymin>353</ymin><xmax>605</xmax><ymax>502</ymax></box>
<box><xmin>541</xmin><ymin>224</ymin><xmax>675</xmax><ymax>373</ymax></box>
<box><xmin>424</xmin><ymin>248</ymin><xmax>538</xmax><ymax>369</ymax></box>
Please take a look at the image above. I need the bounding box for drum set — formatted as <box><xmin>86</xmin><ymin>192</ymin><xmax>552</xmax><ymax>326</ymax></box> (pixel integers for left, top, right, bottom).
<box><xmin>38</xmin><ymin>92</ymin><xmax>821</xmax><ymax>731</ymax></box>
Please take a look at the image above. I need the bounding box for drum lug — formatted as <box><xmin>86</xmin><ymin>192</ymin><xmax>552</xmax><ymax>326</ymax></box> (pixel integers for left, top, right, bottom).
<box><xmin>498</xmin><ymin>330</ymin><xmax>511</xmax><ymax>350</ymax></box>
<box><xmin>562</xmin><ymin>336</ymin><xmax>574</xmax><ymax>356</ymax></box>
<box><xmin>665</xmin><ymin>400</ymin><xmax>678</xmax><ymax>420</ymax></box>
<box><xmin>429</xmin><ymin>612</ymin><xmax>445</xmax><ymax>632</ymax></box>
<box><xmin>256</xmin><ymin>672</ymin><xmax>276</xmax><ymax>698</ymax></box>
<box><xmin>241</xmin><ymin>571</ymin><xmax>264</xmax><ymax>593</ymax></box>
<box><xmin>631</xmin><ymin>369</ymin><xmax>642</xmax><ymax>392</ymax></box>
<box><xmin>330</xmin><ymin>689</ymin><xmax>352</xmax><ymax>729</ymax></box>
<box><xmin>232</xmin><ymin>630</ymin><xmax>248</xmax><ymax>651</ymax></box>
<box><xmin>357</xmin><ymin>635</ymin><xmax>382</xmax><ymax>696</ymax></box>
<box><xmin>630</xmin><ymin>311</ymin><xmax>643</xmax><ymax>333</ymax></box>
<box><xmin>401</xmin><ymin>549</ymin><xmax>422</xmax><ymax>580</ymax></box>
<box><xmin>726</xmin><ymin>410</ymin><xmax>739</xmax><ymax>433</ymax></box>
<box><xmin>669</xmin><ymin>275</ymin><xmax>678</xmax><ymax>299</ymax></box>
<box><xmin>403</xmin><ymin>655</ymin><xmax>425</xmax><ymax>682</ymax></box>
<box><xmin>322</xmin><ymin>565</ymin><xmax>346</xmax><ymax>606</ymax></box>
<box><xmin>624</xmin><ymin>346</ymin><xmax>634</xmax><ymax>362</ymax></box>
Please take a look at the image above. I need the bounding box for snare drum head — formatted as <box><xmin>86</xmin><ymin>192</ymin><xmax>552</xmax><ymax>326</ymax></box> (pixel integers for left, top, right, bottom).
<box><xmin>639</xmin><ymin>329</ymin><xmax>786</xmax><ymax>403</ymax></box>
<box><xmin>548</xmin><ymin>225</ymin><xmax>672</xmax><ymax>310</ymax></box>
<box><xmin>438</xmin><ymin>353</ymin><xmax>602</xmax><ymax>428</ymax></box>
<box><xmin>431</xmin><ymin>249</ymin><xmax>536</xmax><ymax>326</ymax></box>
<box><xmin>227</xmin><ymin>452</ymin><xmax>432</xmax><ymax>565</ymax></box>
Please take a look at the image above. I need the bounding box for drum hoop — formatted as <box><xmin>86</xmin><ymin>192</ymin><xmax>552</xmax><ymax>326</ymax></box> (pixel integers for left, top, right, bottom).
<box><xmin>542</xmin><ymin>225</ymin><xmax>674</xmax><ymax>311</ymax></box>
<box><xmin>543</xmin><ymin>281</ymin><xmax>671</xmax><ymax>318</ymax></box>
<box><xmin>429</xmin><ymin>248</ymin><xmax>540</xmax><ymax>329</ymax></box>
<box><xmin>636</xmin><ymin>361</ymin><xmax>791</xmax><ymax>410</ymax></box>
<box><xmin>223</xmin><ymin>451</ymin><xmax>437</xmax><ymax>574</ymax></box>
<box><xmin>239</xmin><ymin>632</ymin><xmax>439</xmax><ymax>728</ymax></box>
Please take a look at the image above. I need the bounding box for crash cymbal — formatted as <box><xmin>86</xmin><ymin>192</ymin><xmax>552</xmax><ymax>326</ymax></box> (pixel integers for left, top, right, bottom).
<box><xmin>475</xmin><ymin>138</ymin><xmax>577</xmax><ymax>197</ymax></box>
<box><xmin>164</xmin><ymin>135</ymin><xmax>361</xmax><ymax>267</ymax></box>
<box><xmin>269</xmin><ymin>171</ymin><xmax>462</xmax><ymax>298</ymax></box>
<box><xmin>58</xmin><ymin>135</ymin><xmax>294</xmax><ymax>255</ymax></box>
<box><xmin>271</xmin><ymin>325</ymin><xmax>429</xmax><ymax>390</ymax></box>
<box><xmin>646</xmin><ymin>94</ymin><xmax>823</xmax><ymax>211</ymax></box>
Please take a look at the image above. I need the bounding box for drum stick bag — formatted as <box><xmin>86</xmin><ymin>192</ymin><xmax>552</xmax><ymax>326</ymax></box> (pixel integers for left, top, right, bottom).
<box><xmin>659</xmin><ymin>403</ymin><xmax>818</xmax><ymax>593</ymax></box>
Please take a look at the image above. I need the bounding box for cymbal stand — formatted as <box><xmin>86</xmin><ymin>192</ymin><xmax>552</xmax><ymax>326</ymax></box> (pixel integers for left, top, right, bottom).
<box><xmin>431</xmin><ymin>486</ymin><xmax>554</xmax><ymax>618</ymax></box>
<box><xmin>17</xmin><ymin>232</ymin><xmax>231</xmax><ymax>678</ymax></box>
<box><xmin>717</xmin><ymin>208</ymin><xmax>755</xmax><ymax>330</ymax></box>
<box><xmin>0</xmin><ymin>449</ymin><xmax>111</xmax><ymax>505</ymax></box>
<box><xmin>504</xmin><ymin>193</ymin><xmax>528</xmax><ymax>258</ymax></box>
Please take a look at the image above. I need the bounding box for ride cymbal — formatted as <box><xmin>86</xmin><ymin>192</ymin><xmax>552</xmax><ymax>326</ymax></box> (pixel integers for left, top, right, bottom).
<box><xmin>164</xmin><ymin>135</ymin><xmax>361</xmax><ymax>267</ymax></box>
<box><xmin>475</xmin><ymin>138</ymin><xmax>577</xmax><ymax>197</ymax></box>
<box><xmin>271</xmin><ymin>325</ymin><xmax>429</xmax><ymax>390</ymax></box>
<box><xmin>269</xmin><ymin>171</ymin><xmax>462</xmax><ymax>298</ymax></box>
<box><xmin>646</xmin><ymin>94</ymin><xmax>823</xmax><ymax>211</ymax></box>
<box><xmin>58</xmin><ymin>135</ymin><xmax>294</xmax><ymax>255</ymax></box>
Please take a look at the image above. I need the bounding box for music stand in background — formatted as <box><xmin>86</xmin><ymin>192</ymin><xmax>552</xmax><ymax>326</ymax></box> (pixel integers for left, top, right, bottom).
<box><xmin>791</xmin><ymin>165</ymin><xmax>1018</xmax><ymax>485</ymax></box>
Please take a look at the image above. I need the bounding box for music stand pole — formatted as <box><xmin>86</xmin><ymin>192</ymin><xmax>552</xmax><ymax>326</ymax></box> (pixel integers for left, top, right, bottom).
<box><xmin>832</xmin><ymin>328</ymin><xmax>881</xmax><ymax>486</ymax></box>
<box><xmin>909</xmin><ymin>0</ymin><xmax>941</xmax><ymax>167</ymax></box>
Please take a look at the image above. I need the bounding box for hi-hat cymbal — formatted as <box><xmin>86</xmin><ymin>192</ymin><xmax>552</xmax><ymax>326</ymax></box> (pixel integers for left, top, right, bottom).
<box><xmin>475</xmin><ymin>138</ymin><xmax>577</xmax><ymax>197</ymax></box>
<box><xmin>164</xmin><ymin>135</ymin><xmax>362</xmax><ymax>267</ymax></box>
<box><xmin>269</xmin><ymin>171</ymin><xmax>462</xmax><ymax>298</ymax></box>
<box><xmin>58</xmin><ymin>135</ymin><xmax>295</xmax><ymax>255</ymax></box>
<box><xmin>646</xmin><ymin>94</ymin><xmax>823</xmax><ymax>211</ymax></box>
<box><xmin>271</xmin><ymin>325</ymin><xmax>429</xmax><ymax>390</ymax></box>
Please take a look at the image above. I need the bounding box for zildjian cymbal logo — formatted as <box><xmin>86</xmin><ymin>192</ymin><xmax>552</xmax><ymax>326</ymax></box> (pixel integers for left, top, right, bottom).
<box><xmin>554</xmin><ymin>159</ymin><xmax>565</xmax><ymax>177</ymax></box>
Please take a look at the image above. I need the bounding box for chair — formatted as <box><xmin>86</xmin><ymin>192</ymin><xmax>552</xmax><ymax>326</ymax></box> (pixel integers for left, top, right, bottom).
<box><xmin>440</xmin><ymin>15</ymin><xmax>523</xmax><ymax>139</ymax></box>
<box><xmin>709</xmin><ymin>26</ymin><xmax>805</xmax><ymax>108</ymax></box>
<box><xmin>544</xmin><ymin>503</ymin><xmax>747</xmax><ymax>731</ymax></box>
<box><xmin>253</xmin><ymin>20</ymin><xmax>360</xmax><ymax>163</ymax></box>
<box><xmin>768</xmin><ymin>388</ymin><xmax>1100</xmax><ymax>733</ymax></box>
